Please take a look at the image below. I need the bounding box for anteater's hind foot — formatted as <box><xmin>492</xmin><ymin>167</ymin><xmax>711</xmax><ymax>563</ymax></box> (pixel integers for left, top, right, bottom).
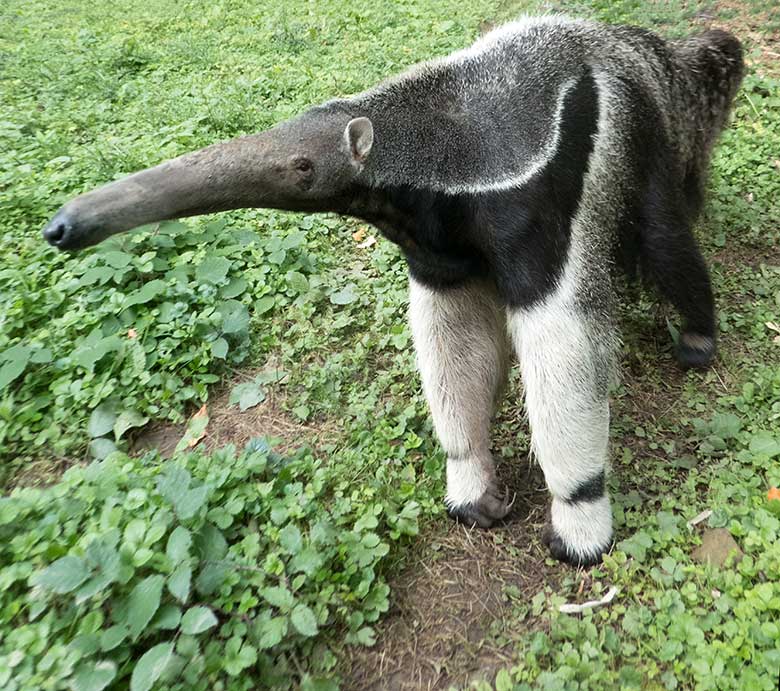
<box><xmin>676</xmin><ymin>331</ymin><xmax>716</xmax><ymax>369</ymax></box>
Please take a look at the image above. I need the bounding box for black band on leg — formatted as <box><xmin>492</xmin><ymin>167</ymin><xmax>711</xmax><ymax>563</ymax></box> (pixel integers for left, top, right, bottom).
<box><xmin>565</xmin><ymin>471</ymin><xmax>606</xmax><ymax>504</ymax></box>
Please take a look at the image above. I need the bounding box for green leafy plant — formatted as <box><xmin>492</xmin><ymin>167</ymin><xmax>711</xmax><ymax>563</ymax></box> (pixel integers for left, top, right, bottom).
<box><xmin>0</xmin><ymin>440</ymin><xmax>421</xmax><ymax>689</ymax></box>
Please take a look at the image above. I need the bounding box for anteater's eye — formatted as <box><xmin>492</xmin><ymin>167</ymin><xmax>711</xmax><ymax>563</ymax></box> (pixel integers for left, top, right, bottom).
<box><xmin>294</xmin><ymin>158</ymin><xmax>312</xmax><ymax>173</ymax></box>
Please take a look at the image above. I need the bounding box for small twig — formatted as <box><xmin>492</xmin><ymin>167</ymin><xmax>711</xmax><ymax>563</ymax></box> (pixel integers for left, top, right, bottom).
<box><xmin>559</xmin><ymin>586</ymin><xmax>618</xmax><ymax>614</ymax></box>
<box><xmin>687</xmin><ymin>509</ymin><xmax>712</xmax><ymax>530</ymax></box>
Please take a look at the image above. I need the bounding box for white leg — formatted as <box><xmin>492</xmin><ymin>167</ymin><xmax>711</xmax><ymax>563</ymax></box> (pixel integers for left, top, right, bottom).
<box><xmin>409</xmin><ymin>277</ymin><xmax>510</xmax><ymax>527</ymax></box>
<box><xmin>509</xmin><ymin>298</ymin><xmax>616</xmax><ymax>564</ymax></box>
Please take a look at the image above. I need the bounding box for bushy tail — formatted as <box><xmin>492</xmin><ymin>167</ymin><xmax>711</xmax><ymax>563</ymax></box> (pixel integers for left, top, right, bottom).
<box><xmin>673</xmin><ymin>29</ymin><xmax>745</xmax><ymax>137</ymax></box>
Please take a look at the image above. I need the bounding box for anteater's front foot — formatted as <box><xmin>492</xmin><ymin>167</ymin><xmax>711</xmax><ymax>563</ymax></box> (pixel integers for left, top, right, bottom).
<box><xmin>676</xmin><ymin>332</ymin><xmax>716</xmax><ymax>370</ymax></box>
<box><xmin>446</xmin><ymin>480</ymin><xmax>512</xmax><ymax>529</ymax></box>
<box><xmin>542</xmin><ymin>497</ymin><xmax>613</xmax><ymax>566</ymax></box>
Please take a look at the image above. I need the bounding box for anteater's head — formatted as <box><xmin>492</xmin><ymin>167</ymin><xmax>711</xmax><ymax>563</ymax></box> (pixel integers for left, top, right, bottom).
<box><xmin>43</xmin><ymin>107</ymin><xmax>374</xmax><ymax>250</ymax></box>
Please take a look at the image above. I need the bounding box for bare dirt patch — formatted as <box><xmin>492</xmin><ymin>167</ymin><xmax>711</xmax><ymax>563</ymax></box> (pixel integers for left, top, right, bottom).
<box><xmin>132</xmin><ymin>368</ymin><xmax>338</xmax><ymax>458</ymax></box>
<box><xmin>341</xmin><ymin>457</ymin><xmax>560</xmax><ymax>691</ymax></box>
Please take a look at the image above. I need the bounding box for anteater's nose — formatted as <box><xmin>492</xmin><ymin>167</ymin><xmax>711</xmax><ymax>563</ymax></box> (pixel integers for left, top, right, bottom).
<box><xmin>43</xmin><ymin>218</ymin><xmax>68</xmax><ymax>246</ymax></box>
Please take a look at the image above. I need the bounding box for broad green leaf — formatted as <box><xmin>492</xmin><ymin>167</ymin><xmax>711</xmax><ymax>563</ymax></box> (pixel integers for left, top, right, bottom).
<box><xmin>254</xmin><ymin>296</ymin><xmax>275</xmax><ymax>315</ymax></box>
<box><xmin>114</xmin><ymin>410</ymin><xmax>148</xmax><ymax>440</ymax></box>
<box><xmin>100</xmin><ymin>626</ymin><xmax>127</xmax><ymax>652</ymax></box>
<box><xmin>127</xmin><ymin>575</ymin><xmax>164</xmax><ymax>640</ymax></box>
<box><xmin>329</xmin><ymin>284</ymin><xmax>359</xmax><ymax>305</ymax></box>
<box><xmin>176</xmin><ymin>486</ymin><xmax>209</xmax><ymax>520</ymax></box>
<box><xmin>495</xmin><ymin>668</ymin><xmax>513</xmax><ymax>691</ymax></box>
<box><xmin>167</xmin><ymin>564</ymin><xmax>191</xmax><ymax>603</ymax></box>
<box><xmin>87</xmin><ymin>404</ymin><xmax>118</xmax><ymax>438</ymax></box>
<box><xmin>223</xmin><ymin>637</ymin><xmax>257</xmax><ymax>676</ymax></box>
<box><xmin>221</xmin><ymin>276</ymin><xmax>248</xmax><ymax>298</ymax></box>
<box><xmin>219</xmin><ymin>300</ymin><xmax>250</xmax><ymax>334</ymax></box>
<box><xmin>290</xmin><ymin>548</ymin><xmax>324</xmax><ymax>576</ymax></box>
<box><xmin>30</xmin><ymin>347</ymin><xmax>53</xmax><ymax>363</ymax></box>
<box><xmin>101</xmin><ymin>251</ymin><xmax>133</xmax><ymax>268</ymax></box>
<box><xmin>261</xmin><ymin>586</ymin><xmax>294</xmax><ymax>611</ymax></box>
<box><xmin>300</xmin><ymin>675</ymin><xmax>340</xmax><ymax>691</ymax></box>
<box><xmin>0</xmin><ymin>345</ymin><xmax>31</xmax><ymax>390</ymax></box>
<box><xmin>229</xmin><ymin>379</ymin><xmax>266</xmax><ymax>412</ymax></box>
<box><xmin>153</xmin><ymin>604</ymin><xmax>182</xmax><ymax>630</ymax></box>
<box><xmin>195</xmin><ymin>522</ymin><xmax>228</xmax><ymax>561</ymax></box>
<box><xmin>211</xmin><ymin>337</ymin><xmax>229</xmax><ymax>359</ymax></box>
<box><xmin>709</xmin><ymin>412</ymin><xmax>741</xmax><ymax>440</ymax></box>
<box><xmin>286</xmin><ymin>270</ymin><xmax>309</xmax><ymax>294</ymax></box>
<box><xmin>195</xmin><ymin>562</ymin><xmax>229</xmax><ymax>596</ymax></box>
<box><xmin>279</xmin><ymin>524</ymin><xmax>302</xmax><ymax>554</ymax></box>
<box><xmin>124</xmin><ymin>279</ymin><xmax>167</xmax><ymax>307</ymax></box>
<box><xmin>282</xmin><ymin>230</ymin><xmax>305</xmax><ymax>249</ymax></box>
<box><xmin>78</xmin><ymin>266</ymin><xmax>115</xmax><ymax>286</ymax></box>
<box><xmin>73</xmin><ymin>336</ymin><xmax>123</xmax><ymax>372</ymax></box>
<box><xmin>89</xmin><ymin>438</ymin><xmax>118</xmax><ymax>460</ymax></box>
<box><xmin>256</xmin><ymin>617</ymin><xmax>287</xmax><ymax>649</ymax></box>
<box><xmin>124</xmin><ymin>519</ymin><xmax>147</xmax><ymax>548</ymax></box>
<box><xmin>180</xmin><ymin>606</ymin><xmax>218</xmax><ymax>635</ymax></box>
<box><xmin>196</xmin><ymin>256</ymin><xmax>232</xmax><ymax>284</ymax></box>
<box><xmin>166</xmin><ymin>526</ymin><xmax>192</xmax><ymax>564</ymax></box>
<box><xmin>157</xmin><ymin>464</ymin><xmax>191</xmax><ymax>503</ymax></box>
<box><xmin>354</xmin><ymin>626</ymin><xmax>376</xmax><ymax>646</ymax></box>
<box><xmin>290</xmin><ymin>604</ymin><xmax>318</xmax><ymax>637</ymax></box>
<box><xmin>33</xmin><ymin>555</ymin><xmax>90</xmax><ymax>594</ymax></box>
<box><xmin>130</xmin><ymin>642</ymin><xmax>173</xmax><ymax>691</ymax></box>
<box><xmin>749</xmin><ymin>432</ymin><xmax>780</xmax><ymax>458</ymax></box>
<box><xmin>71</xmin><ymin>660</ymin><xmax>116</xmax><ymax>691</ymax></box>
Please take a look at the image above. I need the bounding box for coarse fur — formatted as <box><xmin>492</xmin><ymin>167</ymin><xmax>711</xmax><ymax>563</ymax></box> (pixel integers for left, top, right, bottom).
<box><xmin>43</xmin><ymin>16</ymin><xmax>744</xmax><ymax>566</ymax></box>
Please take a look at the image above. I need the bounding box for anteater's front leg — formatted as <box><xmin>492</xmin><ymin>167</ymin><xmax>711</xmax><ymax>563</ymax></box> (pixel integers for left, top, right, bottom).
<box><xmin>509</xmin><ymin>300</ymin><xmax>615</xmax><ymax>565</ymax></box>
<box><xmin>409</xmin><ymin>277</ymin><xmax>511</xmax><ymax>527</ymax></box>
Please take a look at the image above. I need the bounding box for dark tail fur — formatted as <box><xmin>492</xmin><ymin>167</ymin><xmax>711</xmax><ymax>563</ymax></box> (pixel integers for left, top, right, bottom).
<box><xmin>673</xmin><ymin>29</ymin><xmax>745</xmax><ymax>147</ymax></box>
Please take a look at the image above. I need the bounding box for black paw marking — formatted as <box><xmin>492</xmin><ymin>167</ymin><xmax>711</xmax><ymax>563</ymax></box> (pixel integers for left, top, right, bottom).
<box><xmin>447</xmin><ymin>484</ymin><xmax>514</xmax><ymax>529</ymax></box>
<box><xmin>676</xmin><ymin>332</ymin><xmax>716</xmax><ymax>370</ymax></box>
<box><xmin>541</xmin><ymin>524</ymin><xmax>611</xmax><ymax>567</ymax></box>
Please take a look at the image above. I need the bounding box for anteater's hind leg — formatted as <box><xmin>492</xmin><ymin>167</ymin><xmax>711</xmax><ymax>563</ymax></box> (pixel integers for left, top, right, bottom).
<box><xmin>640</xmin><ymin>175</ymin><xmax>717</xmax><ymax>369</ymax></box>
<box><xmin>409</xmin><ymin>277</ymin><xmax>512</xmax><ymax>528</ymax></box>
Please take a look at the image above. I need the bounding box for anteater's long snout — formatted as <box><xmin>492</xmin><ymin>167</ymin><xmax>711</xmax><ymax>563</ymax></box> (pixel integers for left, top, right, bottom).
<box><xmin>40</xmin><ymin>131</ymin><xmax>287</xmax><ymax>251</ymax></box>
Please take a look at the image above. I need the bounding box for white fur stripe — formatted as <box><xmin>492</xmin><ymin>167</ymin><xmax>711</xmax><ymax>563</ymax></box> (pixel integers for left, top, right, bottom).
<box><xmin>445</xmin><ymin>455</ymin><xmax>491</xmax><ymax>508</ymax></box>
<box><xmin>432</xmin><ymin>78</ymin><xmax>577</xmax><ymax>195</ymax></box>
<box><xmin>551</xmin><ymin>496</ymin><xmax>613</xmax><ymax>558</ymax></box>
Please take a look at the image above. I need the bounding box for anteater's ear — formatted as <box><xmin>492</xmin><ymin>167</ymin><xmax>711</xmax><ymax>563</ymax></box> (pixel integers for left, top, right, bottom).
<box><xmin>344</xmin><ymin>117</ymin><xmax>373</xmax><ymax>165</ymax></box>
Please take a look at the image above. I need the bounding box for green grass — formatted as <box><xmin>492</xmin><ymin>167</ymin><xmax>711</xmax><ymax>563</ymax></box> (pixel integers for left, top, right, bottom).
<box><xmin>1</xmin><ymin>0</ymin><xmax>779</xmax><ymax>689</ymax></box>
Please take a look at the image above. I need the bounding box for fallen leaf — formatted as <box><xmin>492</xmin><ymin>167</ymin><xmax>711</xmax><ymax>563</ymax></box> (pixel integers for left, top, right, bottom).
<box><xmin>768</xmin><ymin>487</ymin><xmax>780</xmax><ymax>502</ymax></box>
<box><xmin>356</xmin><ymin>235</ymin><xmax>377</xmax><ymax>249</ymax></box>
<box><xmin>352</xmin><ymin>227</ymin><xmax>367</xmax><ymax>243</ymax></box>
<box><xmin>766</xmin><ymin>321</ymin><xmax>780</xmax><ymax>335</ymax></box>
<box><xmin>127</xmin><ymin>328</ymin><xmax>138</xmax><ymax>339</ymax></box>
<box><xmin>174</xmin><ymin>405</ymin><xmax>209</xmax><ymax>453</ymax></box>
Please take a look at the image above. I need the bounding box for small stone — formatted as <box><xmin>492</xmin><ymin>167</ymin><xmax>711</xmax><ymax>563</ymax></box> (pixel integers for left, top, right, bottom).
<box><xmin>692</xmin><ymin>528</ymin><xmax>743</xmax><ymax>567</ymax></box>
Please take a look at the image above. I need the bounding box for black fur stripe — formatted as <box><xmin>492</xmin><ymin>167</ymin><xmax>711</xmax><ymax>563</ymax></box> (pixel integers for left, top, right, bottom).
<box><xmin>566</xmin><ymin>471</ymin><xmax>605</xmax><ymax>504</ymax></box>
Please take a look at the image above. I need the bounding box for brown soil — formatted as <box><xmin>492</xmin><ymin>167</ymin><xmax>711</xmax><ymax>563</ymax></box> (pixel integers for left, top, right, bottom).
<box><xmin>340</xmin><ymin>450</ymin><xmax>562</xmax><ymax>691</ymax></box>
<box><xmin>131</xmin><ymin>367</ymin><xmax>338</xmax><ymax>458</ymax></box>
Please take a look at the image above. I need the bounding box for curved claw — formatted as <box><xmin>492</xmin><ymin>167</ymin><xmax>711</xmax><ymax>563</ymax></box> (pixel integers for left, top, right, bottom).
<box><xmin>541</xmin><ymin>523</ymin><xmax>610</xmax><ymax>567</ymax></box>
<box><xmin>446</xmin><ymin>482</ymin><xmax>513</xmax><ymax>529</ymax></box>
